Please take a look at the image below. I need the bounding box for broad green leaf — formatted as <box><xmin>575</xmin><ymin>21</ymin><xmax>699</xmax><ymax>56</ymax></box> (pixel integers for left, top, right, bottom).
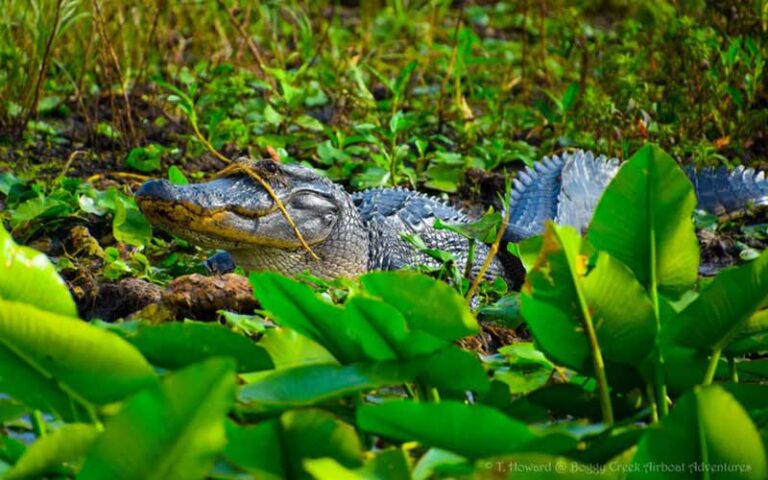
<box><xmin>521</xmin><ymin>294</ymin><xmax>590</xmax><ymax>371</ymax></box>
<box><xmin>0</xmin><ymin>299</ymin><xmax>155</xmax><ymax>421</ymax></box>
<box><xmin>0</xmin><ymin>436</ymin><xmax>26</xmax><ymax>473</ymax></box>
<box><xmin>720</xmin><ymin>384</ymin><xmax>768</xmax><ymax>415</ymax></box>
<box><xmin>582</xmin><ymin>252</ymin><xmax>655</xmax><ymax>363</ymax></box>
<box><xmin>361</xmin><ymin>272</ymin><xmax>479</xmax><ymax>341</ymax></box>
<box><xmin>304</xmin><ymin>449</ymin><xmax>410</xmax><ymax>480</ymax></box>
<box><xmin>630</xmin><ymin>385</ymin><xmax>767</xmax><ymax>479</ymax></box>
<box><xmin>588</xmin><ymin>144</ymin><xmax>699</xmax><ymax>296</ymax></box>
<box><xmin>725</xmin><ymin>309</ymin><xmax>768</xmax><ymax>356</ymax></box>
<box><xmin>522</xmin><ymin>224</ymin><xmax>591</xmax><ymax>370</ymax></box>
<box><xmin>413</xmin><ymin>449</ymin><xmax>471</xmax><ymax>480</ymax></box>
<box><xmin>239</xmin><ymin>362</ymin><xmax>406</xmax><ymax>411</ymax></box>
<box><xmin>732</xmin><ymin>360</ymin><xmax>768</xmax><ymax>381</ymax></box>
<box><xmin>223</xmin><ymin>420</ymin><xmax>284</xmax><ymax>480</ymax></box>
<box><xmin>0</xmin><ymin>226</ymin><xmax>76</xmax><ymax>317</ymax></box>
<box><xmin>0</xmin><ymin>399</ymin><xmax>29</xmax><ymax>423</ymax></box>
<box><xmin>9</xmin><ymin>196</ymin><xmax>70</xmax><ymax>227</ymax></box>
<box><xmin>523</xmin><ymin>223</ymin><xmax>655</xmax><ymax>370</ymax></box>
<box><xmin>343</xmin><ymin>296</ymin><xmax>447</xmax><ymax>360</ymax></box>
<box><xmin>527</xmin><ymin>384</ymin><xmax>602</xmax><ymax>420</ymax></box>
<box><xmin>414</xmin><ymin>346</ymin><xmax>490</xmax><ymax>394</ymax></box>
<box><xmin>357</xmin><ymin>400</ymin><xmax>538</xmax><ymax>460</ymax></box>
<box><xmin>224</xmin><ymin>409</ymin><xmax>363</xmax><ymax>480</ymax></box>
<box><xmin>80</xmin><ymin>357</ymin><xmax>236</xmax><ymax>480</ymax></box>
<box><xmin>126</xmin><ymin>321</ymin><xmax>273</xmax><ymax>373</ymax></box>
<box><xmin>258</xmin><ymin>328</ymin><xmax>337</xmax><ymax>369</ymax></box>
<box><xmin>250</xmin><ymin>273</ymin><xmax>363</xmax><ymax>363</ymax></box>
<box><xmin>666</xmin><ymin>250</ymin><xmax>768</xmax><ymax>352</ymax></box>
<box><xmin>571</xmin><ymin>428</ymin><xmax>645</xmax><ymax>466</ymax></box>
<box><xmin>662</xmin><ymin>345</ymin><xmax>714</xmax><ymax>395</ymax></box>
<box><xmin>4</xmin><ymin>423</ymin><xmax>99</xmax><ymax>480</ymax></box>
<box><xmin>341</xmin><ymin>297</ymin><xmax>410</xmax><ymax>361</ymax></box>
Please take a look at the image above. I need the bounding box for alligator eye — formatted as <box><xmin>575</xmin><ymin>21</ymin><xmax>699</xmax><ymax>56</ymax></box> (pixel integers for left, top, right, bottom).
<box><xmin>261</xmin><ymin>160</ymin><xmax>279</xmax><ymax>174</ymax></box>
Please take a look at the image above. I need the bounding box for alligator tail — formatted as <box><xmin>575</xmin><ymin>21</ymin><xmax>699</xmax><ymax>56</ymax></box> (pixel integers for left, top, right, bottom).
<box><xmin>502</xmin><ymin>150</ymin><xmax>620</xmax><ymax>242</ymax></box>
<box><xmin>686</xmin><ymin>165</ymin><xmax>768</xmax><ymax>215</ymax></box>
<box><xmin>502</xmin><ymin>152</ymin><xmax>566</xmax><ymax>242</ymax></box>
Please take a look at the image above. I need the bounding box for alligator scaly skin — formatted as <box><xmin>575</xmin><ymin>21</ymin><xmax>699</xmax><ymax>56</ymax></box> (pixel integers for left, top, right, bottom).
<box><xmin>502</xmin><ymin>150</ymin><xmax>768</xmax><ymax>242</ymax></box>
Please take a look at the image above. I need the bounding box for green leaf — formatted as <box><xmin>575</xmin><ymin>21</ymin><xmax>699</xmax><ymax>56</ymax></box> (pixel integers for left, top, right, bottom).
<box><xmin>9</xmin><ymin>196</ymin><xmax>70</xmax><ymax>228</ymax></box>
<box><xmin>264</xmin><ymin>104</ymin><xmax>284</xmax><ymax>126</ymax></box>
<box><xmin>304</xmin><ymin>449</ymin><xmax>411</xmax><ymax>480</ymax></box>
<box><xmin>124</xmin><ymin>145</ymin><xmax>163</xmax><ymax>173</ymax></box>
<box><xmin>666</xmin><ymin>250</ymin><xmax>768</xmax><ymax>352</ymax></box>
<box><xmin>342</xmin><ymin>296</ymin><xmax>447</xmax><ymax>360</ymax></box>
<box><xmin>80</xmin><ymin>357</ymin><xmax>236</xmax><ymax>480</ymax></box>
<box><xmin>167</xmin><ymin>165</ymin><xmax>189</xmax><ymax>185</ymax></box>
<box><xmin>361</xmin><ymin>272</ymin><xmax>479</xmax><ymax>341</ymax></box>
<box><xmin>582</xmin><ymin>252</ymin><xmax>656</xmax><ymax>363</ymax></box>
<box><xmin>224</xmin><ymin>409</ymin><xmax>363</xmax><ymax>480</ymax></box>
<box><xmin>0</xmin><ymin>435</ymin><xmax>26</xmax><ymax>471</ymax></box>
<box><xmin>0</xmin><ymin>299</ymin><xmax>155</xmax><ymax>421</ymax></box>
<box><xmin>258</xmin><ymin>328</ymin><xmax>337</xmax><ymax>369</ymax></box>
<box><xmin>562</xmin><ymin>83</ymin><xmax>580</xmax><ymax>112</ymax></box>
<box><xmin>413</xmin><ymin>346</ymin><xmax>490</xmax><ymax>394</ymax></box>
<box><xmin>223</xmin><ymin>420</ymin><xmax>284</xmax><ymax>480</ymax></box>
<box><xmin>0</xmin><ymin>226</ymin><xmax>76</xmax><ymax>317</ymax></box>
<box><xmin>250</xmin><ymin>273</ymin><xmax>363</xmax><ymax>363</ymax></box>
<box><xmin>239</xmin><ymin>362</ymin><xmax>406</xmax><ymax>411</ymax></box>
<box><xmin>357</xmin><ymin>401</ymin><xmax>539</xmax><ymax>460</ymax></box>
<box><xmin>0</xmin><ymin>399</ymin><xmax>29</xmax><ymax>423</ymax></box>
<box><xmin>281</xmin><ymin>409</ymin><xmax>363</xmax><ymax>478</ymax></box>
<box><xmin>630</xmin><ymin>385</ymin><xmax>767</xmax><ymax>480</ymax></box>
<box><xmin>126</xmin><ymin>321</ymin><xmax>273</xmax><ymax>373</ymax></box>
<box><xmin>520</xmin><ymin>225</ymin><xmax>592</xmax><ymax>370</ymax></box>
<box><xmin>107</xmin><ymin>189</ymin><xmax>152</xmax><ymax>247</ymax></box>
<box><xmin>588</xmin><ymin>144</ymin><xmax>699</xmax><ymax>296</ymax></box>
<box><xmin>733</xmin><ymin>359</ymin><xmax>768</xmax><ymax>380</ymax></box>
<box><xmin>4</xmin><ymin>424</ymin><xmax>100</xmax><ymax>480</ymax></box>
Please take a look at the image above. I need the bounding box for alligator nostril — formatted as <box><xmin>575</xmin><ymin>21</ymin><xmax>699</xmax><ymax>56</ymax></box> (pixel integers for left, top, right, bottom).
<box><xmin>135</xmin><ymin>179</ymin><xmax>173</xmax><ymax>202</ymax></box>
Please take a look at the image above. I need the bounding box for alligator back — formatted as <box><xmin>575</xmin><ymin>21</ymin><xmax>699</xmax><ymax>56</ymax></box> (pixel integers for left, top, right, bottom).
<box><xmin>351</xmin><ymin>188</ymin><xmax>509</xmax><ymax>280</ymax></box>
<box><xmin>687</xmin><ymin>165</ymin><xmax>768</xmax><ymax>215</ymax></box>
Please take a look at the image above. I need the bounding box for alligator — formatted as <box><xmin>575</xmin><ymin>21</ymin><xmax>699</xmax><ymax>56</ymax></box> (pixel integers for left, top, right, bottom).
<box><xmin>135</xmin><ymin>150</ymin><xmax>768</xmax><ymax>285</ymax></box>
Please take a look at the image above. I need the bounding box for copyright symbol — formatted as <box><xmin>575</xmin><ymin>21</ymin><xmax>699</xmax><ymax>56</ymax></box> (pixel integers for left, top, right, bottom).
<box><xmin>555</xmin><ymin>461</ymin><xmax>567</xmax><ymax>473</ymax></box>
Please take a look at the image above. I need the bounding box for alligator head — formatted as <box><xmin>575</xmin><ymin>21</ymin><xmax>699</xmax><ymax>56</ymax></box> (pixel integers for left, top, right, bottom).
<box><xmin>136</xmin><ymin>158</ymin><xmax>370</xmax><ymax>278</ymax></box>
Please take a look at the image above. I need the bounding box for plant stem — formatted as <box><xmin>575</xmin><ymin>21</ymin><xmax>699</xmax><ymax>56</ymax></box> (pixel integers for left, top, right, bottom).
<box><xmin>729</xmin><ymin>356</ymin><xmax>739</xmax><ymax>383</ymax></box>
<box><xmin>19</xmin><ymin>0</ymin><xmax>63</xmax><ymax>139</ymax></box>
<box><xmin>561</xmin><ymin>228</ymin><xmax>613</xmax><ymax>424</ymax></box>
<box><xmin>647</xmin><ymin>158</ymin><xmax>668</xmax><ymax>420</ymax></box>
<box><xmin>578</xmin><ymin>292</ymin><xmax>614</xmax><ymax>425</ymax></box>
<box><xmin>645</xmin><ymin>383</ymin><xmax>659</xmax><ymax>423</ymax></box>
<box><xmin>703</xmin><ymin>349</ymin><xmax>722</xmax><ymax>385</ymax></box>
<box><xmin>31</xmin><ymin>410</ymin><xmax>46</xmax><ymax>438</ymax></box>
<box><xmin>403</xmin><ymin>383</ymin><xmax>418</xmax><ymax>400</ymax></box>
<box><xmin>465</xmin><ymin>208</ymin><xmax>510</xmax><ymax>303</ymax></box>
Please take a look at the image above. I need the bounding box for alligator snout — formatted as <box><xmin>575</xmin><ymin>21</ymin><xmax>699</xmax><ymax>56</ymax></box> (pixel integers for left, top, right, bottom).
<box><xmin>136</xmin><ymin>179</ymin><xmax>175</xmax><ymax>203</ymax></box>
